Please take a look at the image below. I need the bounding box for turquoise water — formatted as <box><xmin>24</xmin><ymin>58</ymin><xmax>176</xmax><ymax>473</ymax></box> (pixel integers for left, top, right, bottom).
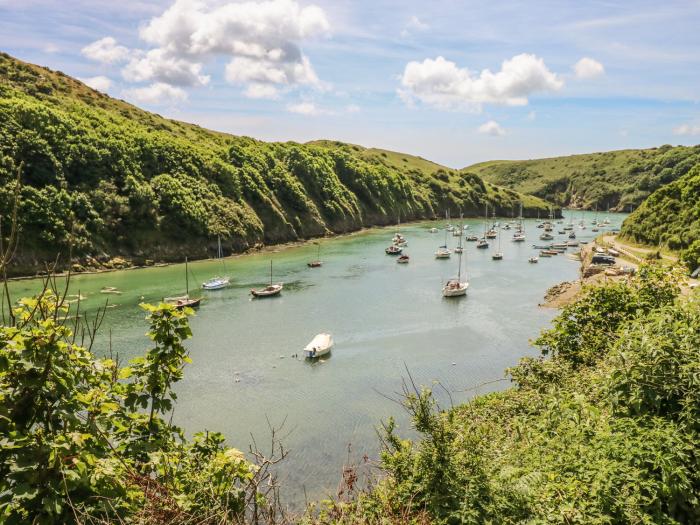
<box><xmin>7</xmin><ymin>210</ymin><xmax>626</xmax><ymax>504</ymax></box>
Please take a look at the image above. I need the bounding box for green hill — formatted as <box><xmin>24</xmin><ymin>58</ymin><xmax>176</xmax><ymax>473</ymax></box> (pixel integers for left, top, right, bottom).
<box><xmin>466</xmin><ymin>145</ymin><xmax>700</xmax><ymax>211</ymax></box>
<box><xmin>0</xmin><ymin>52</ymin><xmax>550</xmax><ymax>276</ymax></box>
<box><xmin>621</xmin><ymin>164</ymin><xmax>700</xmax><ymax>271</ymax></box>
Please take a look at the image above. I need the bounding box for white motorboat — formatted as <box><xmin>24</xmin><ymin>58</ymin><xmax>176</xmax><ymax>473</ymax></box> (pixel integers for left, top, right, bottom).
<box><xmin>528</xmin><ymin>256</ymin><xmax>539</xmax><ymax>263</ymax></box>
<box><xmin>304</xmin><ymin>333</ymin><xmax>334</xmax><ymax>358</ymax></box>
<box><xmin>429</xmin><ymin>227</ymin><xmax>438</xmax><ymax>233</ymax></box>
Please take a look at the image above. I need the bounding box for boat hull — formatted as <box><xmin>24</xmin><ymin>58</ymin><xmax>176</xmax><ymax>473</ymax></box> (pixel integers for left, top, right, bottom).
<box><xmin>251</xmin><ymin>284</ymin><xmax>283</xmax><ymax>297</ymax></box>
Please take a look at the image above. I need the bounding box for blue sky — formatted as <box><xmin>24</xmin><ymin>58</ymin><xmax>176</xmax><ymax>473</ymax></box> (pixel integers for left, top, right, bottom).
<box><xmin>1</xmin><ymin>0</ymin><xmax>700</xmax><ymax>167</ymax></box>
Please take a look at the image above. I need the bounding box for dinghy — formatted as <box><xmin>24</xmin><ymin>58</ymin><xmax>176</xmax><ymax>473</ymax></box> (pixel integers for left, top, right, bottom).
<box><xmin>304</xmin><ymin>333</ymin><xmax>334</xmax><ymax>358</ymax></box>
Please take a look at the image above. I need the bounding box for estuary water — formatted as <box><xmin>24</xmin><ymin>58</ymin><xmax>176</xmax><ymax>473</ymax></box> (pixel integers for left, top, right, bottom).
<box><xmin>7</xmin><ymin>210</ymin><xmax>626</xmax><ymax>504</ymax></box>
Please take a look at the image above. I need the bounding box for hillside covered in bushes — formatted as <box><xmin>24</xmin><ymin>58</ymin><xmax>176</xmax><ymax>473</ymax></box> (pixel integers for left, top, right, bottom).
<box><xmin>0</xmin><ymin>52</ymin><xmax>549</xmax><ymax>276</ymax></box>
<box><xmin>621</xmin><ymin>164</ymin><xmax>700</xmax><ymax>271</ymax></box>
<box><xmin>467</xmin><ymin>144</ymin><xmax>700</xmax><ymax>212</ymax></box>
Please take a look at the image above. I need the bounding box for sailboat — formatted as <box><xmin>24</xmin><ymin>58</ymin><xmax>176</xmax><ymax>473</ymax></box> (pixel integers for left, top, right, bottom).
<box><xmin>392</xmin><ymin>213</ymin><xmax>408</xmax><ymax>246</ymax></box>
<box><xmin>307</xmin><ymin>242</ymin><xmax>322</xmax><ymax>268</ymax></box>
<box><xmin>492</xmin><ymin>227</ymin><xmax>503</xmax><ymax>260</ymax></box>
<box><xmin>166</xmin><ymin>257</ymin><xmax>202</xmax><ymax>308</ymax></box>
<box><xmin>202</xmin><ymin>236</ymin><xmax>230</xmax><ymax>290</ymax></box>
<box><xmin>443</xmin><ymin>219</ymin><xmax>468</xmax><ymax>297</ymax></box>
<box><xmin>512</xmin><ymin>202</ymin><xmax>526</xmax><ymax>242</ymax></box>
<box><xmin>477</xmin><ymin>203</ymin><xmax>490</xmax><ymax>248</ymax></box>
<box><xmin>435</xmin><ymin>220</ymin><xmax>451</xmax><ymax>258</ymax></box>
<box><xmin>250</xmin><ymin>260</ymin><xmax>283</xmax><ymax>297</ymax></box>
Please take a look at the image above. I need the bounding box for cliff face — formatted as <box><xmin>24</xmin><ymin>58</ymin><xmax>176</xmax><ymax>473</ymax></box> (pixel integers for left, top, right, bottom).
<box><xmin>0</xmin><ymin>52</ymin><xmax>552</xmax><ymax>276</ymax></box>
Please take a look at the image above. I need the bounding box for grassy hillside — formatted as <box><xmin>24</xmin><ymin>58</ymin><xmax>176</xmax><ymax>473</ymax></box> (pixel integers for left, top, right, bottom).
<box><xmin>621</xmin><ymin>164</ymin><xmax>700</xmax><ymax>271</ymax></box>
<box><xmin>0</xmin><ymin>52</ymin><xmax>550</xmax><ymax>276</ymax></box>
<box><xmin>467</xmin><ymin>145</ymin><xmax>700</xmax><ymax>211</ymax></box>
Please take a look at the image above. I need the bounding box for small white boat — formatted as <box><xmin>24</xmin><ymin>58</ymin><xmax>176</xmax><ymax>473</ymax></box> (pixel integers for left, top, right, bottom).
<box><xmin>492</xmin><ymin>252</ymin><xmax>503</xmax><ymax>260</ymax></box>
<box><xmin>250</xmin><ymin>283</ymin><xmax>283</xmax><ymax>297</ymax></box>
<box><xmin>397</xmin><ymin>254</ymin><xmax>410</xmax><ymax>264</ymax></box>
<box><xmin>304</xmin><ymin>333</ymin><xmax>334</xmax><ymax>358</ymax></box>
<box><xmin>442</xmin><ymin>279</ymin><xmax>468</xmax><ymax>296</ymax></box>
<box><xmin>202</xmin><ymin>276</ymin><xmax>230</xmax><ymax>290</ymax></box>
<box><xmin>429</xmin><ymin>227</ymin><xmax>438</xmax><ymax>233</ymax></box>
<box><xmin>251</xmin><ymin>260</ymin><xmax>283</xmax><ymax>297</ymax></box>
<box><xmin>454</xmin><ymin>246</ymin><xmax>463</xmax><ymax>254</ymax></box>
<box><xmin>512</xmin><ymin>233</ymin><xmax>526</xmax><ymax>242</ymax></box>
<box><xmin>529</xmin><ymin>256</ymin><xmax>539</xmax><ymax>263</ymax></box>
<box><xmin>435</xmin><ymin>246</ymin><xmax>451</xmax><ymax>258</ymax></box>
<box><xmin>386</xmin><ymin>245</ymin><xmax>402</xmax><ymax>255</ymax></box>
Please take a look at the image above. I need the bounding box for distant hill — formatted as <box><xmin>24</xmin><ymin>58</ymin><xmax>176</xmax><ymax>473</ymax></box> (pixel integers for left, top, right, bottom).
<box><xmin>0</xmin><ymin>52</ymin><xmax>550</xmax><ymax>276</ymax></box>
<box><xmin>621</xmin><ymin>164</ymin><xmax>700</xmax><ymax>270</ymax></box>
<box><xmin>466</xmin><ymin>145</ymin><xmax>700</xmax><ymax>211</ymax></box>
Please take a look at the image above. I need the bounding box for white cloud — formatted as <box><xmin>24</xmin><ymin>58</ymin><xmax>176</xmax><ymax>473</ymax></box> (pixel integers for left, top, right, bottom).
<box><xmin>79</xmin><ymin>75</ymin><xmax>112</xmax><ymax>92</ymax></box>
<box><xmin>122</xmin><ymin>48</ymin><xmax>210</xmax><ymax>87</ymax></box>
<box><xmin>287</xmin><ymin>101</ymin><xmax>325</xmax><ymax>115</ymax></box>
<box><xmin>673</xmin><ymin>123</ymin><xmax>700</xmax><ymax>136</ymax></box>
<box><xmin>573</xmin><ymin>57</ymin><xmax>605</xmax><ymax>79</ymax></box>
<box><xmin>345</xmin><ymin>104</ymin><xmax>360</xmax><ymax>113</ymax></box>
<box><xmin>477</xmin><ymin>120</ymin><xmax>506</xmax><ymax>136</ymax></box>
<box><xmin>401</xmin><ymin>15</ymin><xmax>429</xmax><ymax>37</ymax></box>
<box><xmin>122</xmin><ymin>82</ymin><xmax>188</xmax><ymax>104</ymax></box>
<box><xmin>43</xmin><ymin>43</ymin><xmax>59</xmax><ymax>54</ymax></box>
<box><xmin>81</xmin><ymin>37</ymin><xmax>131</xmax><ymax>64</ymax></box>
<box><xmin>244</xmin><ymin>83</ymin><xmax>280</xmax><ymax>99</ymax></box>
<box><xmin>399</xmin><ymin>54</ymin><xmax>563</xmax><ymax>112</ymax></box>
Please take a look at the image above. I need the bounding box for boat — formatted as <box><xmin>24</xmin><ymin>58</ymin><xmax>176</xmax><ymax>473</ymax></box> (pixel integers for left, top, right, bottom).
<box><xmin>454</xmin><ymin>246</ymin><xmax>463</xmax><ymax>254</ymax></box>
<box><xmin>541</xmin><ymin>249</ymin><xmax>558</xmax><ymax>256</ymax></box>
<box><xmin>466</xmin><ymin>235</ymin><xmax>479</xmax><ymax>241</ymax></box>
<box><xmin>165</xmin><ymin>257</ymin><xmax>202</xmax><ymax>309</ymax></box>
<box><xmin>558</xmin><ymin>230</ymin><xmax>566</xmax><ymax>234</ymax></box>
<box><xmin>512</xmin><ymin>202</ymin><xmax>525</xmax><ymax>241</ymax></box>
<box><xmin>567</xmin><ymin>241</ymin><xmax>580</xmax><ymax>247</ymax></box>
<box><xmin>435</xmin><ymin>223</ymin><xmax>451</xmax><ymax>258</ymax></box>
<box><xmin>397</xmin><ymin>254</ymin><xmax>410</xmax><ymax>263</ymax></box>
<box><xmin>307</xmin><ymin>242</ymin><xmax>323</xmax><ymax>268</ymax></box>
<box><xmin>386</xmin><ymin>245</ymin><xmax>402</xmax><ymax>255</ymax></box>
<box><xmin>304</xmin><ymin>333</ymin><xmax>333</xmax><ymax>358</ymax></box>
<box><xmin>202</xmin><ymin>236</ymin><xmax>230</xmax><ymax>290</ymax></box>
<box><xmin>251</xmin><ymin>260</ymin><xmax>284</xmax><ymax>297</ymax></box>
<box><xmin>539</xmin><ymin>232</ymin><xmax>554</xmax><ymax>241</ymax></box>
<box><xmin>486</xmin><ymin>229</ymin><xmax>497</xmax><ymax>239</ymax></box>
<box><xmin>429</xmin><ymin>227</ymin><xmax>438</xmax><ymax>233</ymax></box>
<box><xmin>552</xmin><ymin>242</ymin><xmax>568</xmax><ymax>248</ymax></box>
<box><xmin>442</xmin><ymin>222</ymin><xmax>468</xmax><ymax>297</ymax></box>
<box><xmin>528</xmin><ymin>256</ymin><xmax>539</xmax><ymax>263</ymax></box>
<box><xmin>568</xmin><ymin>231</ymin><xmax>576</xmax><ymax>239</ymax></box>
<box><xmin>476</xmin><ymin>238</ymin><xmax>489</xmax><ymax>249</ymax></box>
<box><xmin>539</xmin><ymin>251</ymin><xmax>553</xmax><ymax>257</ymax></box>
<box><xmin>532</xmin><ymin>244</ymin><xmax>552</xmax><ymax>249</ymax></box>
<box><xmin>392</xmin><ymin>213</ymin><xmax>408</xmax><ymax>245</ymax></box>
<box><xmin>492</xmin><ymin>227</ymin><xmax>503</xmax><ymax>260</ymax></box>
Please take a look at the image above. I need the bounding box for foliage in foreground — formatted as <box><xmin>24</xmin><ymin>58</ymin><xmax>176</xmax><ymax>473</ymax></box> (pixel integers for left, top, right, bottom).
<box><xmin>621</xmin><ymin>164</ymin><xmax>700</xmax><ymax>271</ymax></box>
<box><xmin>317</xmin><ymin>265</ymin><xmax>699</xmax><ymax>524</ymax></box>
<box><xmin>0</xmin><ymin>289</ymin><xmax>286</xmax><ymax>524</ymax></box>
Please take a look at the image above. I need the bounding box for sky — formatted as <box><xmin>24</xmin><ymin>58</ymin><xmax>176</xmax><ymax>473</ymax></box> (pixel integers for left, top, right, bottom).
<box><xmin>1</xmin><ymin>0</ymin><xmax>700</xmax><ymax>167</ymax></box>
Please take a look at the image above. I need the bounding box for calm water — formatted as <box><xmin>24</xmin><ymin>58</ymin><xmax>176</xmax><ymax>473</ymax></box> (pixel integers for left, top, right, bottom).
<box><xmin>8</xmin><ymin>210</ymin><xmax>626</xmax><ymax>503</ymax></box>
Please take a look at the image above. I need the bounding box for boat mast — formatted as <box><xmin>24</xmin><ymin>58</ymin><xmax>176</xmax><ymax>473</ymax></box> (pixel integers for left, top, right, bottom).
<box><xmin>185</xmin><ymin>256</ymin><xmax>189</xmax><ymax>296</ymax></box>
<box><xmin>269</xmin><ymin>260</ymin><xmax>273</xmax><ymax>286</ymax></box>
<box><xmin>458</xmin><ymin>215</ymin><xmax>464</xmax><ymax>281</ymax></box>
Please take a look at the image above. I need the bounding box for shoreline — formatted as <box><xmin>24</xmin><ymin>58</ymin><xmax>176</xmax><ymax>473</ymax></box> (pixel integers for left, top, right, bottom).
<box><xmin>5</xmin><ymin>217</ymin><xmax>439</xmax><ymax>282</ymax></box>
